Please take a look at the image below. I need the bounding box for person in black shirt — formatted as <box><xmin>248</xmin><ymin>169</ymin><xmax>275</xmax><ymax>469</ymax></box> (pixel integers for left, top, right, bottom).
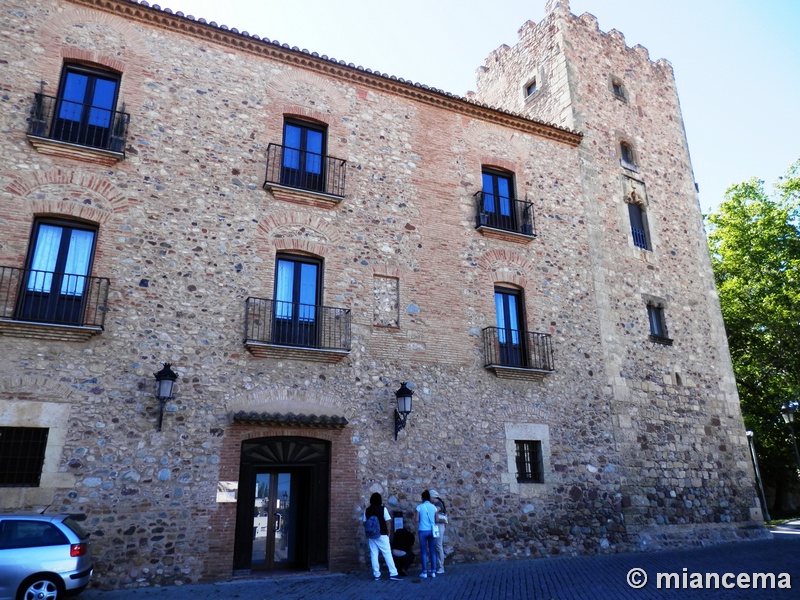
<box><xmin>391</xmin><ymin>526</ymin><xmax>416</xmax><ymax>576</ymax></box>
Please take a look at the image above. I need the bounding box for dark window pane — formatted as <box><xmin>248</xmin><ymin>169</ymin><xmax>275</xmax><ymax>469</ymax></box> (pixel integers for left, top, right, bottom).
<box><xmin>515</xmin><ymin>440</ymin><xmax>543</xmax><ymax>483</ymax></box>
<box><xmin>0</xmin><ymin>427</ymin><xmax>49</xmax><ymax>487</ymax></box>
<box><xmin>648</xmin><ymin>304</ymin><xmax>666</xmax><ymax>337</ymax></box>
<box><xmin>273</xmin><ymin>255</ymin><xmax>321</xmax><ymax>347</ymax></box>
<box><xmin>495</xmin><ymin>287</ymin><xmax>525</xmax><ymax>366</ymax></box>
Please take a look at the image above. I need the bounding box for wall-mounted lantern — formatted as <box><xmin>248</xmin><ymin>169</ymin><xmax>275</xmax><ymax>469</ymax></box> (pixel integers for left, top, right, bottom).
<box><xmin>154</xmin><ymin>363</ymin><xmax>178</xmax><ymax>431</ymax></box>
<box><xmin>394</xmin><ymin>382</ymin><xmax>413</xmax><ymax>440</ymax></box>
<box><xmin>780</xmin><ymin>401</ymin><xmax>800</xmax><ymax>470</ymax></box>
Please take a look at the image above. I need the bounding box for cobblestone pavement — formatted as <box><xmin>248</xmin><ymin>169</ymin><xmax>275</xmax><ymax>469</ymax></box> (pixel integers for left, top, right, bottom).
<box><xmin>82</xmin><ymin>524</ymin><xmax>800</xmax><ymax>599</ymax></box>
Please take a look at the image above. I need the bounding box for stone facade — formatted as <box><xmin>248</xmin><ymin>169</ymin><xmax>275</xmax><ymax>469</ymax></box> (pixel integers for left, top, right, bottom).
<box><xmin>0</xmin><ymin>0</ymin><xmax>767</xmax><ymax>590</ymax></box>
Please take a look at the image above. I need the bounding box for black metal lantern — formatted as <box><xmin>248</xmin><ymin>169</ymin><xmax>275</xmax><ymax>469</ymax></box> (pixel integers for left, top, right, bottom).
<box><xmin>781</xmin><ymin>402</ymin><xmax>797</xmax><ymax>424</ymax></box>
<box><xmin>780</xmin><ymin>401</ymin><xmax>800</xmax><ymax>470</ymax></box>
<box><xmin>394</xmin><ymin>382</ymin><xmax>413</xmax><ymax>440</ymax></box>
<box><xmin>154</xmin><ymin>363</ymin><xmax>178</xmax><ymax>431</ymax></box>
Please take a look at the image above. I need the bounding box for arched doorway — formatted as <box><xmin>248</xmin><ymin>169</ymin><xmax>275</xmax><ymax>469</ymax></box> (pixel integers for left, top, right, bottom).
<box><xmin>233</xmin><ymin>436</ymin><xmax>330</xmax><ymax>572</ymax></box>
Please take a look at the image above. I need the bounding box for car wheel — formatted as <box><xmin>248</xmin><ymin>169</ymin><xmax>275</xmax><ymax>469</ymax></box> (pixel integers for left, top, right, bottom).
<box><xmin>17</xmin><ymin>575</ymin><xmax>62</xmax><ymax>600</ymax></box>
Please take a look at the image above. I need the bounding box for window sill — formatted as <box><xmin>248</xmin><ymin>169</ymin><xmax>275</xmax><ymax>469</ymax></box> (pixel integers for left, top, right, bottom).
<box><xmin>620</xmin><ymin>159</ymin><xmax>639</xmax><ymax>173</ymax></box>
<box><xmin>485</xmin><ymin>364</ymin><xmax>553</xmax><ymax>382</ymax></box>
<box><xmin>0</xmin><ymin>319</ymin><xmax>103</xmax><ymax>342</ymax></box>
<box><xmin>476</xmin><ymin>225</ymin><xmax>536</xmax><ymax>244</ymax></box>
<box><xmin>27</xmin><ymin>135</ymin><xmax>124</xmax><ymax>167</ymax></box>
<box><xmin>244</xmin><ymin>340</ymin><xmax>350</xmax><ymax>363</ymax></box>
<box><xmin>264</xmin><ymin>182</ymin><xmax>344</xmax><ymax>209</ymax></box>
<box><xmin>649</xmin><ymin>335</ymin><xmax>673</xmax><ymax>346</ymax></box>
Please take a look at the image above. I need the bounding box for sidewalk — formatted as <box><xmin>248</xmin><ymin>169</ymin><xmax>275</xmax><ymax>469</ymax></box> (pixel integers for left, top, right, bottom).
<box><xmin>82</xmin><ymin>524</ymin><xmax>800</xmax><ymax>599</ymax></box>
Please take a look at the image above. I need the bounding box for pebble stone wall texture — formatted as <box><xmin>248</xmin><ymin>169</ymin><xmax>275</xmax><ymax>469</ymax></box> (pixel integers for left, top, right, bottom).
<box><xmin>0</xmin><ymin>0</ymin><xmax>768</xmax><ymax>591</ymax></box>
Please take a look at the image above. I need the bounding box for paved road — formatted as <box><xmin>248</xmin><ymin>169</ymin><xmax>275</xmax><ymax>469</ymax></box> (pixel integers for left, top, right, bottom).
<box><xmin>82</xmin><ymin>524</ymin><xmax>800</xmax><ymax>599</ymax></box>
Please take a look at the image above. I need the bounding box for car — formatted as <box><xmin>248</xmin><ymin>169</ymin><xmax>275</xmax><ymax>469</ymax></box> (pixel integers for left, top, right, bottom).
<box><xmin>0</xmin><ymin>513</ymin><xmax>93</xmax><ymax>600</ymax></box>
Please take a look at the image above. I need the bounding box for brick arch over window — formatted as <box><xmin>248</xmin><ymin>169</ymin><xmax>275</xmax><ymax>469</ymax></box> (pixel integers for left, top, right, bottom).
<box><xmin>477</xmin><ymin>249</ymin><xmax>531</xmax><ymax>289</ymax></box>
<box><xmin>0</xmin><ymin>376</ymin><xmax>76</xmax><ymax>400</ymax></box>
<box><xmin>258</xmin><ymin>213</ymin><xmax>341</xmax><ymax>246</ymax></box>
<box><xmin>281</xmin><ymin>108</ymin><xmax>330</xmax><ymax>128</ymax></box>
<box><xmin>61</xmin><ymin>48</ymin><xmax>125</xmax><ymax>75</ymax></box>
<box><xmin>5</xmin><ymin>169</ymin><xmax>131</xmax><ymax>222</ymax></box>
<box><xmin>480</xmin><ymin>157</ymin><xmax>518</xmax><ymax>175</ymax></box>
<box><xmin>37</xmin><ymin>6</ymin><xmax>148</xmax><ymax>107</ymax></box>
<box><xmin>267</xmin><ymin>70</ymin><xmax>346</xmax><ymax>113</ymax></box>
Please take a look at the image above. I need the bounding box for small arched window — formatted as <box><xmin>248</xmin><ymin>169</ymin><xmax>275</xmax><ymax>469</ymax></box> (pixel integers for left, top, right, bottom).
<box><xmin>611</xmin><ymin>77</ymin><xmax>626</xmax><ymax>100</ymax></box>
<box><xmin>620</xmin><ymin>141</ymin><xmax>636</xmax><ymax>167</ymax></box>
<box><xmin>646</xmin><ymin>301</ymin><xmax>672</xmax><ymax>345</ymax></box>
<box><xmin>525</xmin><ymin>78</ymin><xmax>537</xmax><ymax>98</ymax></box>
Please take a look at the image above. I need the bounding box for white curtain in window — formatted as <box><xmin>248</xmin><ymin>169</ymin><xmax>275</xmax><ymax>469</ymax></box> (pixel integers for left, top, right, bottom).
<box><xmin>62</xmin><ymin>229</ymin><xmax>94</xmax><ymax>295</ymax></box>
<box><xmin>275</xmin><ymin>260</ymin><xmax>294</xmax><ymax>319</ymax></box>
<box><xmin>27</xmin><ymin>224</ymin><xmax>63</xmax><ymax>292</ymax></box>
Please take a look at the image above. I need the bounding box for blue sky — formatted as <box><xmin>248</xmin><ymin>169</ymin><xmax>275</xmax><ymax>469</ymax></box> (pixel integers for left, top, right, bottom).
<box><xmin>162</xmin><ymin>0</ymin><xmax>800</xmax><ymax>214</ymax></box>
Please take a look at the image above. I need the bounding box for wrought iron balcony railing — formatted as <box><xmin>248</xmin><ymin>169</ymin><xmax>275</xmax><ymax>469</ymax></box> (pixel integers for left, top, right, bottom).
<box><xmin>245</xmin><ymin>297</ymin><xmax>351</xmax><ymax>352</ymax></box>
<box><xmin>482</xmin><ymin>326</ymin><xmax>554</xmax><ymax>372</ymax></box>
<box><xmin>27</xmin><ymin>93</ymin><xmax>130</xmax><ymax>155</ymax></box>
<box><xmin>0</xmin><ymin>266</ymin><xmax>109</xmax><ymax>329</ymax></box>
<box><xmin>264</xmin><ymin>143</ymin><xmax>346</xmax><ymax>197</ymax></box>
<box><xmin>473</xmin><ymin>192</ymin><xmax>536</xmax><ymax>236</ymax></box>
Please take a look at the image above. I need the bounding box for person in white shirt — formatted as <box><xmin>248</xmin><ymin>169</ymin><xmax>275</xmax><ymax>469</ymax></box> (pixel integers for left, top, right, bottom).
<box><xmin>415</xmin><ymin>489</ymin><xmax>439</xmax><ymax>578</ymax></box>
<box><xmin>363</xmin><ymin>492</ymin><xmax>402</xmax><ymax>581</ymax></box>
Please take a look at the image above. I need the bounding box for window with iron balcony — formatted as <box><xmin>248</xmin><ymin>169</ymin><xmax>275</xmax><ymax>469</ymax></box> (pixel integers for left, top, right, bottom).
<box><xmin>0</xmin><ymin>218</ymin><xmax>109</xmax><ymax>342</ymax></box>
<box><xmin>26</xmin><ymin>65</ymin><xmax>129</xmax><ymax>166</ymax></box>
<box><xmin>475</xmin><ymin>169</ymin><xmax>536</xmax><ymax>240</ymax></box>
<box><xmin>263</xmin><ymin>118</ymin><xmax>347</xmax><ymax>207</ymax></box>
<box><xmin>244</xmin><ymin>254</ymin><xmax>351</xmax><ymax>363</ymax></box>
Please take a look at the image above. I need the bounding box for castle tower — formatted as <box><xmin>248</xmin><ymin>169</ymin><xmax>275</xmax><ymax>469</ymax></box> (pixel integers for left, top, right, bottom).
<box><xmin>472</xmin><ymin>0</ymin><xmax>764</xmax><ymax>544</ymax></box>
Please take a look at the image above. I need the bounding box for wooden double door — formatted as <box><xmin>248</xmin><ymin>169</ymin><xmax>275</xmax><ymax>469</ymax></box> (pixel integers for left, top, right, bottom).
<box><xmin>233</xmin><ymin>437</ymin><xmax>330</xmax><ymax>573</ymax></box>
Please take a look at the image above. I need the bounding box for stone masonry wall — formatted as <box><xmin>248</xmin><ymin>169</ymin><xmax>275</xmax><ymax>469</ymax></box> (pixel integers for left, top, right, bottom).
<box><xmin>471</xmin><ymin>0</ymin><xmax>764</xmax><ymax>547</ymax></box>
<box><xmin>0</xmin><ymin>0</ymin><xmax>767</xmax><ymax>591</ymax></box>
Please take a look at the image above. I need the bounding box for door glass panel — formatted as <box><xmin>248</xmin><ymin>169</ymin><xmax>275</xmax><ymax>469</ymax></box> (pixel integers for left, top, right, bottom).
<box><xmin>273</xmin><ymin>472</ymin><xmax>294</xmax><ymax>566</ymax></box>
<box><xmin>62</xmin><ymin>229</ymin><xmax>94</xmax><ymax>295</ymax></box>
<box><xmin>283</xmin><ymin>124</ymin><xmax>302</xmax><ymax>169</ymax></box>
<box><xmin>506</xmin><ymin>294</ymin><xmax>520</xmax><ymax>344</ymax></box>
<box><xmin>482</xmin><ymin>172</ymin><xmax>515</xmax><ymax>230</ymax></box>
<box><xmin>496</xmin><ymin>177</ymin><xmax>511</xmax><ymax>216</ymax></box>
<box><xmin>305</xmin><ymin>129</ymin><xmax>323</xmax><ymax>174</ymax></box>
<box><xmin>251</xmin><ymin>471</ymin><xmax>295</xmax><ymax>569</ymax></box>
<box><xmin>482</xmin><ymin>173</ymin><xmax>496</xmax><ymax>213</ymax></box>
<box><xmin>494</xmin><ymin>293</ymin><xmax>506</xmax><ymax>343</ymax></box>
<box><xmin>275</xmin><ymin>259</ymin><xmax>295</xmax><ymax>318</ymax></box>
<box><xmin>88</xmin><ymin>78</ymin><xmax>117</xmax><ymax>128</ymax></box>
<box><xmin>298</xmin><ymin>263</ymin><xmax>318</xmax><ymax>322</ymax></box>
<box><xmin>27</xmin><ymin>224</ymin><xmax>62</xmax><ymax>292</ymax></box>
<box><xmin>59</xmin><ymin>72</ymin><xmax>88</xmax><ymax>122</ymax></box>
<box><xmin>495</xmin><ymin>288</ymin><xmax>524</xmax><ymax>366</ymax></box>
<box><xmin>252</xmin><ymin>473</ymin><xmax>271</xmax><ymax>566</ymax></box>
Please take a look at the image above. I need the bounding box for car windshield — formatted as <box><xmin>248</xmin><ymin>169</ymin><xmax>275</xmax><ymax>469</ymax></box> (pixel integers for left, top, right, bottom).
<box><xmin>62</xmin><ymin>517</ymin><xmax>89</xmax><ymax>540</ymax></box>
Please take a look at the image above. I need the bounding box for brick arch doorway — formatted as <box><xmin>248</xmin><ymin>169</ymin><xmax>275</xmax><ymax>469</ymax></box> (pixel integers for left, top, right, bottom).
<box><xmin>233</xmin><ymin>436</ymin><xmax>330</xmax><ymax>573</ymax></box>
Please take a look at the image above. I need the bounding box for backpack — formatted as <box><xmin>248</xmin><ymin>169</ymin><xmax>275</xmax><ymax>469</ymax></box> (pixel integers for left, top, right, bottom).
<box><xmin>364</xmin><ymin>514</ymin><xmax>381</xmax><ymax>539</ymax></box>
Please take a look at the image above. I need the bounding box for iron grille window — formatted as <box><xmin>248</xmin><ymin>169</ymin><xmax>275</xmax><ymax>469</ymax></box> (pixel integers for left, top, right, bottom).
<box><xmin>628</xmin><ymin>202</ymin><xmax>649</xmax><ymax>250</ymax></box>
<box><xmin>0</xmin><ymin>427</ymin><xmax>49</xmax><ymax>487</ymax></box>
<box><xmin>515</xmin><ymin>440</ymin><xmax>544</xmax><ymax>484</ymax></box>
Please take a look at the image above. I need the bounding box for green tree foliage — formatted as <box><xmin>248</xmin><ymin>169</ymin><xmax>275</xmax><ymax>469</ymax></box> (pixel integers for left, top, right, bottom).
<box><xmin>706</xmin><ymin>159</ymin><xmax>800</xmax><ymax>512</ymax></box>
